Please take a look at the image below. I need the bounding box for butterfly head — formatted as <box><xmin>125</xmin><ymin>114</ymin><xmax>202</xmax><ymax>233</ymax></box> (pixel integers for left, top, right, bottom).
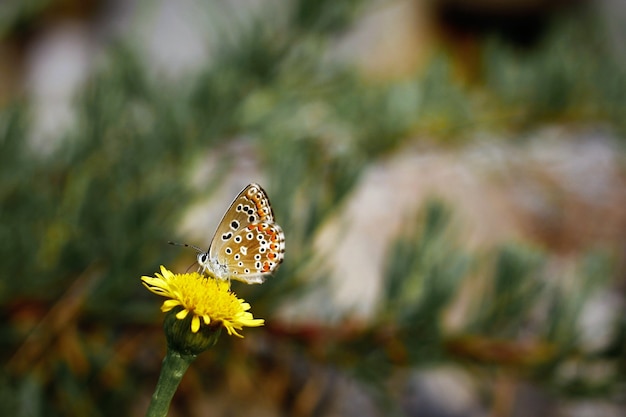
<box><xmin>197</xmin><ymin>252</ymin><xmax>230</xmax><ymax>280</ymax></box>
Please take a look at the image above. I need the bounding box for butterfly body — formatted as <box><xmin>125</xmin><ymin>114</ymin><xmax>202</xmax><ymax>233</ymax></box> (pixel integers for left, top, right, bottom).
<box><xmin>196</xmin><ymin>183</ymin><xmax>285</xmax><ymax>284</ymax></box>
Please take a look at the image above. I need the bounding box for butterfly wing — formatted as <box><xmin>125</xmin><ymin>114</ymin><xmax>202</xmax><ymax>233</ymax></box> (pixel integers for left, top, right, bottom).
<box><xmin>212</xmin><ymin>221</ymin><xmax>285</xmax><ymax>283</ymax></box>
<box><xmin>207</xmin><ymin>183</ymin><xmax>285</xmax><ymax>283</ymax></box>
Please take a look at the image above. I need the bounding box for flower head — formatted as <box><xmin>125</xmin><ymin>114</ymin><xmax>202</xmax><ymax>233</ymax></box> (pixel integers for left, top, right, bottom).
<box><xmin>142</xmin><ymin>266</ymin><xmax>264</xmax><ymax>338</ymax></box>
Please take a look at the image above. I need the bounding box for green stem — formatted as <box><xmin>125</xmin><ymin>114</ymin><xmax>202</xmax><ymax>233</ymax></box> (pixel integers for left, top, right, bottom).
<box><xmin>145</xmin><ymin>349</ymin><xmax>196</xmax><ymax>417</ymax></box>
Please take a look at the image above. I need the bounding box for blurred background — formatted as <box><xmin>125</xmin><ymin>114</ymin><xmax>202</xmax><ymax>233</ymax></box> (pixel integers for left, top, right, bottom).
<box><xmin>1</xmin><ymin>0</ymin><xmax>625</xmax><ymax>416</ymax></box>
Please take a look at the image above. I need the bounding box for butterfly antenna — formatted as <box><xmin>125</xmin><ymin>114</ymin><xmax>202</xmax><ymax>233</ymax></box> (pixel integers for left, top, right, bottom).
<box><xmin>168</xmin><ymin>241</ymin><xmax>204</xmax><ymax>253</ymax></box>
<box><xmin>167</xmin><ymin>242</ymin><xmax>206</xmax><ymax>274</ymax></box>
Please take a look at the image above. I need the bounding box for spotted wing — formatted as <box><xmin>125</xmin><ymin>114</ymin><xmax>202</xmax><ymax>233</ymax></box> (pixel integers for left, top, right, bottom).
<box><xmin>212</xmin><ymin>221</ymin><xmax>285</xmax><ymax>283</ymax></box>
<box><xmin>207</xmin><ymin>183</ymin><xmax>284</xmax><ymax>283</ymax></box>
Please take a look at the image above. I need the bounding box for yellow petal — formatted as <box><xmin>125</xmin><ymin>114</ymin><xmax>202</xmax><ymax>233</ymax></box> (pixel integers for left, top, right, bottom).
<box><xmin>191</xmin><ymin>315</ymin><xmax>200</xmax><ymax>333</ymax></box>
<box><xmin>161</xmin><ymin>299</ymin><xmax>181</xmax><ymax>312</ymax></box>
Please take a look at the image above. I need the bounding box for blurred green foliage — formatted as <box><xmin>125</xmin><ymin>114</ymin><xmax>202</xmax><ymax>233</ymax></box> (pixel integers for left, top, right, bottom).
<box><xmin>483</xmin><ymin>11</ymin><xmax>626</xmax><ymax>133</ymax></box>
<box><xmin>1</xmin><ymin>1</ymin><xmax>625</xmax><ymax>416</ymax></box>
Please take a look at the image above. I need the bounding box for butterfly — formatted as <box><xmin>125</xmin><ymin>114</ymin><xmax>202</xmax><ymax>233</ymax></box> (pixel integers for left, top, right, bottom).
<box><xmin>176</xmin><ymin>183</ymin><xmax>285</xmax><ymax>284</ymax></box>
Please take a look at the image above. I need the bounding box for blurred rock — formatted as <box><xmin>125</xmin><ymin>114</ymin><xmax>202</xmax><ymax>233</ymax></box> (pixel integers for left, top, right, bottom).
<box><xmin>318</xmin><ymin>126</ymin><xmax>625</xmax><ymax>318</ymax></box>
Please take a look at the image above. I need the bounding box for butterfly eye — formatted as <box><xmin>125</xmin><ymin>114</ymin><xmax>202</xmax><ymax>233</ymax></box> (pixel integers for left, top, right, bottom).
<box><xmin>197</xmin><ymin>253</ymin><xmax>209</xmax><ymax>264</ymax></box>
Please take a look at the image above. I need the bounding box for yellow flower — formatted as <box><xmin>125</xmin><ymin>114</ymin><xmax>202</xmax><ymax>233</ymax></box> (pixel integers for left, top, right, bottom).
<box><xmin>142</xmin><ymin>266</ymin><xmax>264</xmax><ymax>337</ymax></box>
